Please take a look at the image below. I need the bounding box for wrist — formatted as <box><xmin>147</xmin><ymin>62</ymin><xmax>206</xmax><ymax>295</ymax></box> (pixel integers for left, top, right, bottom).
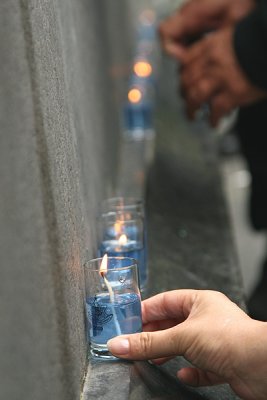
<box><xmin>231</xmin><ymin>319</ymin><xmax>267</xmax><ymax>400</ymax></box>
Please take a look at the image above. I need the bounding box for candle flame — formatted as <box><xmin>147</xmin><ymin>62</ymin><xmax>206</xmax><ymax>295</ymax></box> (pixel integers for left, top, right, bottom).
<box><xmin>128</xmin><ymin>88</ymin><xmax>142</xmax><ymax>103</ymax></box>
<box><xmin>99</xmin><ymin>253</ymin><xmax>108</xmax><ymax>278</ymax></box>
<box><xmin>134</xmin><ymin>61</ymin><xmax>152</xmax><ymax>78</ymax></box>
<box><xmin>114</xmin><ymin>221</ymin><xmax>122</xmax><ymax>234</ymax></box>
<box><xmin>118</xmin><ymin>234</ymin><xmax>127</xmax><ymax>245</ymax></box>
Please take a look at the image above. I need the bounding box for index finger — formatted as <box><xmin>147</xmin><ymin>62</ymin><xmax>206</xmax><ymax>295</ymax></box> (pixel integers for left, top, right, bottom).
<box><xmin>159</xmin><ymin>10</ymin><xmax>185</xmax><ymax>42</ymax></box>
<box><xmin>141</xmin><ymin>289</ymin><xmax>197</xmax><ymax>325</ymax></box>
<box><xmin>159</xmin><ymin>0</ymin><xmax>216</xmax><ymax>44</ymax></box>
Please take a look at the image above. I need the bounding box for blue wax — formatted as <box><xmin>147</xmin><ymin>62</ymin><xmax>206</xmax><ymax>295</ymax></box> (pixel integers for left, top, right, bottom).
<box><xmin>86</xmin><ymin>293</ymin><xmax>142</xmax><ymax>345</ymax></box>
<box><xmin>99</xmin><ymin>241</ymin><xmax>147</xmax><ymax>289</ymax></box>
<box><xmin>104</xmin><ymin>225</ymin><xmax>139</xmax><ymax>241</ymax></box>
<box><xmin>137</xmin><ymin>24</ymin><xmax>157</xmax><ymax>42</ymax></box>
<box><xmin>123</xmin><ymin>101</ymin><xmax>154</xmax><ymax>132</ymax></box>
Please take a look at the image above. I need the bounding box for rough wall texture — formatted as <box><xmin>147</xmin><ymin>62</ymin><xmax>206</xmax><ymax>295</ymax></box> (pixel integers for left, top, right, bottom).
<box><xmin>0</xmin><ymin>0</ymin><xmax>123</xmax><ymax>399</ymax></box>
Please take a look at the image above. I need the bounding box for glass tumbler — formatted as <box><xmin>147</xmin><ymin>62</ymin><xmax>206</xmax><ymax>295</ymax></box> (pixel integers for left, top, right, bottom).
<box><xmin>99</xmin><ymin>196</ymin><xmax>148</xmax><ymax>291</ymax></box>
<box><xmin>97</xmin><ymin>210</ymin><xmax>147</xmax><ymax>291</ymax></box>
<box><xmin>84</xmin><ymin>256</ymin><xmax>142</xmax><ymax>360</ymax></box>
<box><xmin>100</xmin><ymin>196</ymin><xmax>145</xmax><ymax>217</ymax></box>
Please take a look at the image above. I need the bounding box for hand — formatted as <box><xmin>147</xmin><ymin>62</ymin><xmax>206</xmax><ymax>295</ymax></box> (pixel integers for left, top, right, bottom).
<box><xmin>179</xmin><ymin>26</ymin><xmax>267</xmax><ymax>126</ymax></box>
<box><xmin>107</xmin><ymin>289</ymin><xmax>267</xmax><ymax>400</ymax></box>
<box><xmin>159</xmin><ymin>0</ymin><xmax>255</xmax><ymax>60</ymax></box>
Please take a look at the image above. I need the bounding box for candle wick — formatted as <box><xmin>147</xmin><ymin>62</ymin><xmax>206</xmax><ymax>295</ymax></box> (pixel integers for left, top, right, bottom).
<box><xmin>101</xmin><ymin>274</ymin><xmax>122</xmax><ymax>336</ymax></box>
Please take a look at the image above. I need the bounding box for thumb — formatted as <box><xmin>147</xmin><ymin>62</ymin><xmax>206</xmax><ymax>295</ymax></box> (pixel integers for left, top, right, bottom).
<box><xmin>107</xmin><ymin>326</ymin><xmax>186</xmax><ymax>360</ymax></box>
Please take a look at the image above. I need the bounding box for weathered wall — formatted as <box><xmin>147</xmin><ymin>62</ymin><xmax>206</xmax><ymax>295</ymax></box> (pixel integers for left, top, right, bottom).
<box><xmin>0</xmin><ymin>0</ymin><xmax>122</xmax><ymax>399</ymax></box>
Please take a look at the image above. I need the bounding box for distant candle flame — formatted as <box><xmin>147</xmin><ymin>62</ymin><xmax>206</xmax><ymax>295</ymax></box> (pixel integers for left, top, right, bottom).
<box><xmin>134</xmin><ymin>61</ymin><xmax>152</xmax><ymax>78</ymax></box>
<box><xmin>99</xmin><ymin>253</ymin><xmax>108</xmax><ymax>278</ymax></box>
<box><xmin>118</xmin><ymin>234</ymin><xmax>127</xmax><ymax>245</ymax></box>
<box><xmin>114</xmin><ymin>221</ymin><xmax>122</xmax><ymax>234</ymax></box>
<box><xmin>128</xmin><ymin>88</ymin><xmax>142</xmax><ymax>103</ymax></box>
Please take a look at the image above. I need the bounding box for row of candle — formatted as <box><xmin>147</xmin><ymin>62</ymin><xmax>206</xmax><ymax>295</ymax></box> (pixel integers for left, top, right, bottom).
<box><xmin>97</xmin><ymin>196</ymin><xmax>147</xmax><ymax>292</ymax></box>
<box><xmin>84</xmin><ymin>196</ymin><xmax>147</xmax><ymax>359</ymax></box>
<box><xmin>123</xmin><ymin>8</ymin><xmax>159</xmax><ymax>140</ymax></box>
<box><xmin>84</xmin><ymin>8</ymin><xmax>159</xmax><ymax>360</ymax></box>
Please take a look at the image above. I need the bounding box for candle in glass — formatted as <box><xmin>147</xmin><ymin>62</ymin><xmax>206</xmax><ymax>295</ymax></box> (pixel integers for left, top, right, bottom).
<box><xmin>101</xmin><ymin>196</ymin><xmax>145</xmax><ymax>216</ymax></box>
<box><xmin>84</xmin><ymin>256</ymin><xmax>142</xmax><ymax>360</ymax></box>
<box><xmin>98</xmin><ymin>210</ymin><xmax>147</xmax><ymax>291</ymax></box>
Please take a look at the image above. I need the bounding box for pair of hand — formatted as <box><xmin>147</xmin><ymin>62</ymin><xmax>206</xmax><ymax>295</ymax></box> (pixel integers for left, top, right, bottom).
<box><xmin>159</xmin><ymin>0</ymin><xmax>266</xmax><ymax>126</ymax></box>
<box><xmin>108</xmin><ymin>289</ymin><xmax>267</xmax><ymax>400</ymax></box>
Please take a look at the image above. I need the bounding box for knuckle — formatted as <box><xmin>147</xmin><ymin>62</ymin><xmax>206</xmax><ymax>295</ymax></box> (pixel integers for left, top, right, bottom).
<box><xmin>213</xmin><ymin>290</ymin><xmax>229</xmax><ymax>301</ymax></box>
<box><xmin>137</xmin><ymin>332</ymin><xmax>153</xmax><ymax>356</ymax></box>
<box><xmin>199</xmin><ymin>79</ymin><xmax>215</xmax><ymax>100</ymax></box>
<box><xmin>213</xmin><ymin>97</ymin><xmax>232</xmax><ymax>114</ymax></box>
<box><xmin>205</xmin><ymin>289</ymin><xmax>228</xmax><ymax>302</ymax></box>
<box><xmin>187</xmin><ymin>80</ymin><xmax>210</xmax><ymax>104</ymax></box>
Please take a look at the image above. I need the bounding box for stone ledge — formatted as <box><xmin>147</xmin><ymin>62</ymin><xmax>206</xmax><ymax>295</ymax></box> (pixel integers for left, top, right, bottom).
<box><xmin>82</xmin><ymin>104</ymin><xmax>244</xmax><ymax>400</ymax></box>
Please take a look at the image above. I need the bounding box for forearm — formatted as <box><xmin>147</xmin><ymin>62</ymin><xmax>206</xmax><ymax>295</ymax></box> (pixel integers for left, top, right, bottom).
<box><xmin>230</xmin><ymin>319</ymin><xmax>267</xmax><ymax>400</ymax></box>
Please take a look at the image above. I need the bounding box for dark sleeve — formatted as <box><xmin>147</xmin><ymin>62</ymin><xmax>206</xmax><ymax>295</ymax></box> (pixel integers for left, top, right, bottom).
<box><xmin>233</xmin><ymin>0</ymin><xmax>267</xmax><ymax>91</ymax></box>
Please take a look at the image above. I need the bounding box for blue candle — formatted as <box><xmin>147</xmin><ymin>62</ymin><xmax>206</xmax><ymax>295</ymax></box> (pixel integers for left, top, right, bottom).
<box><xmin>98</xmin><ymin>211</ymin><xmax>148</xmax><ymax>291</ymax></box>
<box><xmin>137</xmin><ymin>16</ymin><xmax>157</xmax><ymax>42</ymax></box>
<box><xmin>123</xmin><ymin>101</ymin><xmax>153</xmax><ymax>131</ymax></box>
<box><xmin>86</xmin><ymin>292</ymin><xmax>142</xmax><ymax>346</ymax></box>
<box><xmin>84</xmin><ymin>257</ymin><xmax>142</xmax><ymax>359</ymax></box>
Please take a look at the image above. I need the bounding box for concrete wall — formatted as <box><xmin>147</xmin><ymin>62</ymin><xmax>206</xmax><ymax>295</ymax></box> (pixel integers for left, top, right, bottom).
<box><xmin>0</xmin><ymin>1</ymin><xmax>123</xmax><ymax>399</ymax></box>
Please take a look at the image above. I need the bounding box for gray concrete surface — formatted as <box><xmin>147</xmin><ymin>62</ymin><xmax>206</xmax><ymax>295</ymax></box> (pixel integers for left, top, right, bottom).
<box><xmin>0</xmin><ymin>1</ymin><xmax>123</xmax><ymax>399</ymax></box>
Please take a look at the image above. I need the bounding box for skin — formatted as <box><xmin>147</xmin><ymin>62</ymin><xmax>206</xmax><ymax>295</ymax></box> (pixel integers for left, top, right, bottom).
<box><xmin>180</xmin><ymin>26</ymin><xmax>267</xmax><ymax>126</ymax></box>
<box><xmin>158</xmin><ymin>0</ymin><xmax>267</xmax><ymax>126</ymax></box>
<box><xmin>159</xmin><ymin>0</ymin><xmax>256</xmax><ymax>59</ymax></box>
<box><xmin>107</xmin><ymin>289</ymin><xmax>267</xmax><ymax>400</ymax></box>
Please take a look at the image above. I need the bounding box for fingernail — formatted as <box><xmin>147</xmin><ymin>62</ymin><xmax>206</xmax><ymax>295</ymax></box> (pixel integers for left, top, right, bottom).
<box><xmin>107</xmin><ymin>338</ymin><xmax>129</xmax><ymax>355</ymax></box>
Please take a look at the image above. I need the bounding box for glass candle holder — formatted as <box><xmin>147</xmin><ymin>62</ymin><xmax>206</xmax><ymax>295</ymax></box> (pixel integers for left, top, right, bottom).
<box><xmin>97</xmin><ymin>210</ymin><xmax>147</xmax><ymax>291</ymax></box>
<box><xmin>100</xmin><ymin>197</ymin><xmax>148</xmax><ymax>292</ymax></box>
<box><xmin>84</xmin><ymin>256</ymin><xmax>142</xmax><ymax>360</ymax></box>
<box><xmin>100</xmin><ymin>196</ymin><xmax>145</xmax><ymax>217</ymax></box>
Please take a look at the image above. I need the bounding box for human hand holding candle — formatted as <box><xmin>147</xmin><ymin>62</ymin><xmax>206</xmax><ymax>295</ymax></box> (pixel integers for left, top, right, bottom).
<box><xmin>108</xmin><ymin>289</ymin><xmax>267</xmax><ymax>399</ymax></box>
